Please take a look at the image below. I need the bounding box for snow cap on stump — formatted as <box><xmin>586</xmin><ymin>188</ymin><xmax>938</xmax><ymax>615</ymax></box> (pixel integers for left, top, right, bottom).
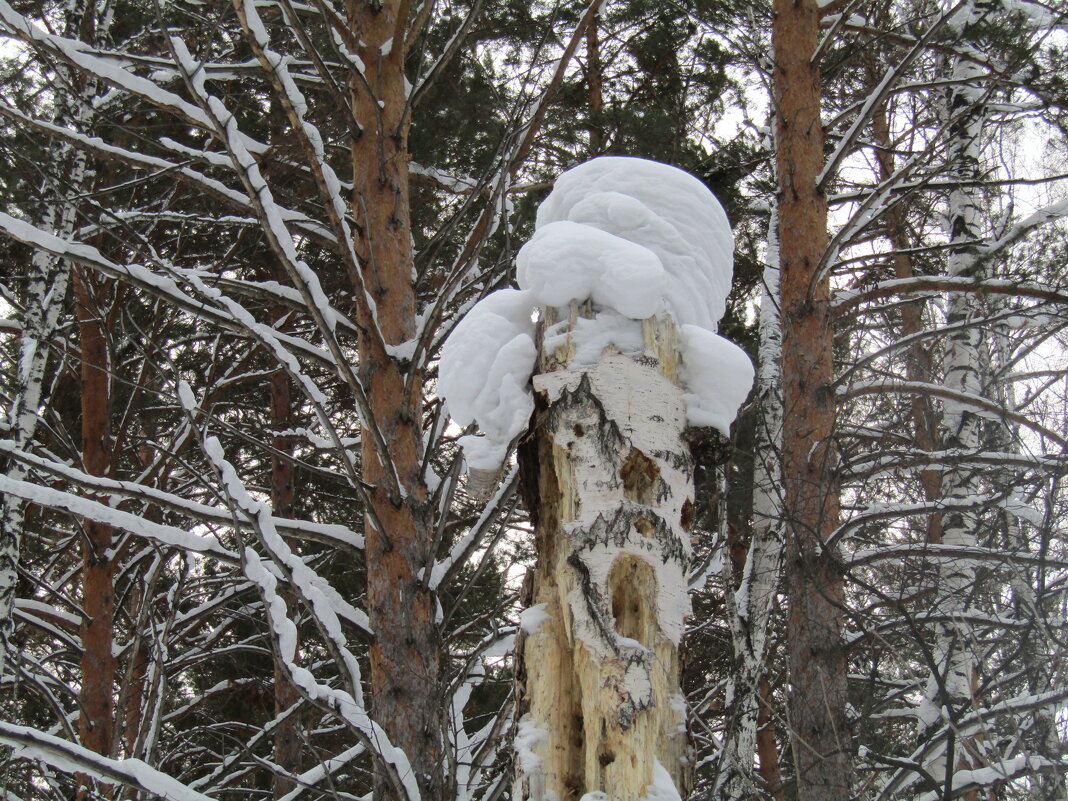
<box><xmin>438</xmin><ymin>156</ymin><xmax>754</xmax><ymax>493</ymax></box>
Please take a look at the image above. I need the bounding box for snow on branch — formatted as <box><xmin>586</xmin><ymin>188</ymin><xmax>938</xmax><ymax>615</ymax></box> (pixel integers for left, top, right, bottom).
<box><xmin>168</xmin><ymin>34</ymin><xmax>402</xmax><ymax>501</ymax></box>
<box><xmin>0</xmin><ymin>440</ymin><xmax>364</xmax><ymax>551</ymax></box>
<box><xmin>0</xmin><ymin>474</ymin><xmax>235</xmax><ymax>560</ymax></box>
<box><xmin>835</xmin><ymin>275</ymin><xmax>1068</xmax><ymax>317</ymax></box>
<box><xmin>0</xmin><ymin>721</ymin><xmax>214</xmax><ymax>801</ymax></box>
<box><xmin>438</xmin><ymin>157</ymin><xmax>753</xmax><ymax>480</ymax></box>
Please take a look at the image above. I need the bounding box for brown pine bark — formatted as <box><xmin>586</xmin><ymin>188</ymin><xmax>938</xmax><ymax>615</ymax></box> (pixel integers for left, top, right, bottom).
<box><xmin>772</xmin><ymin>1</ymin><xmax>852</xmax><ymax>800</ymax></box>
<box><xmin>757</xmin><ymin>676</ymin><xmax>786</xmax><ymax>801</ymax></box>
<box><xmin>347</xmin><ymin>4</ymin><xmax>441</xmax><ymax>800</ymax></box>
<box><xmin>74</xmin><ymin>268</ymin><xmax>116</xmax><ymax>782</ymax></box>
<box><xmin>870</xmin><ymin>94</ymin><xmax>942</xmax><ymax>542</ymax></box>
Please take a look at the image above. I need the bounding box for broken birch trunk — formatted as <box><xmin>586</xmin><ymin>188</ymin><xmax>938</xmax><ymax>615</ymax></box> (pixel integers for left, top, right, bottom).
<box><xmin>438</xmin><ymin>155</ymin><xmax>752</xmax><ymax>801</ymax></box>
<box><xmin>514</xmin><ymin>303</ymin><xmax>694</xmax><ymax>801</ymax></box>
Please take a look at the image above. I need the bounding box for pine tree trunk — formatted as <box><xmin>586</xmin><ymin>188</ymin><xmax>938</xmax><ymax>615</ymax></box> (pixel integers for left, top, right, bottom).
<box><xmin>74</xmin><ymin>267</ymin><xmax>116</xmax><ymax>783</ymax></box>
<box><xmin>772</xmin><ymin>1</ymin><xmax>852</xmax><ymax>799</ymax></box>
<box><xmin>515</xmin><ymin>305</ymin><xmax>692</xmax><ymax>801</ymax></box>
<box><xmin>347</xmin><ymin>4</ymin><xmax>441</xmax><ymax>800</ymax></box>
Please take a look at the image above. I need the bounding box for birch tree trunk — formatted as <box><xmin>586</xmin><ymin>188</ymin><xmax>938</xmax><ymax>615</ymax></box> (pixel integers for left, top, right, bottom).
<box><xmin>715</xmin><ymin>202</ymin><xmax>785</xmax><ymax>801</ymax></box>
<box><xmin>773</xmin><ymin>1</ymin><xmax>852</xmax><ymax>799</ymax></box>
<box><xmin>515</xmin><ymin>305</ymin><xmax>695</xmax><ymax>801</ymax></box>
<box><xmin>921</xmin><ymin>15</ymin><xmax>992</xmax><ymax>777</ymax></box>
<box><xmin>347</xmin><ymin>3</ymin><xmax>442</xmax><ymax>800</ymax></box>
<box><xmin>0</xmin><ymin>59</ymin><xmax>92</xmax><ymax>679</ymax></box>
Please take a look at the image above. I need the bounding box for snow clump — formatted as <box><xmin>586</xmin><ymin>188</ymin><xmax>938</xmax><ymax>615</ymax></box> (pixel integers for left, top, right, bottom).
<box><xmin>438</xmin><ymin>156</ymin><xmax>753</xmax><ymax>476</ymax></box>
<box><xmin>437</xmin><ymin>288</ymin><xmax>537</xmax><ymax>471</ymax></box>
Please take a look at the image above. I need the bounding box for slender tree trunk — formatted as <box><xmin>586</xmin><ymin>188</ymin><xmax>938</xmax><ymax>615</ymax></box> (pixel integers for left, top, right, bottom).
<box><xmin>0</xmin><ymin>77</ymin><xmax>91</xmax><ymax>680</ymax></box>
<box><xmin>985</xmin><ymin>308</ymin><xmax>1066</xmax><ymax>801</ymax></box>
<box><xmin>585</xmin><ymin>19</ymin><xmax>604</xmax><ymax>155</ymax></box>
<box><xmin>870</xmin><ymin>96</ymin><xmax>941</xmax><ymax>540</ymax></box>
<box><xmin>756</xmin><ymin>676</ymin><xmax>786</xmax><ymax>801</ymax></box>
<box><xmin>716</xmin><ymin>202</ymin><xmax>785</xmax><ymax>801</ymax></box>
<box><xmin>269</xmin><ymin>340</ymin><xmax>302</xmax><ymax>799</ymax></box>
<box><xmin>772</xmin><ymin>1</ymin><xmax>851</xmax><ymax>799</ymax></box>
<box><xmin>348</xmin><ymin>4</ymin><xmax>441</xmax><ymax>800</ymax></box>
<box><xmin>515</xmin><ymin>306</ymin><xmax>693</xmax><ymax>801</ymax></box>
<box><xmin>921</xmin><ymin>34</ymin><xmax>990</xmax><ymax>782</ymax></box>
<box><xmin>74</xmin><ymin>268</ymin><xmax>116</xmax><ymax>779</ymax></box>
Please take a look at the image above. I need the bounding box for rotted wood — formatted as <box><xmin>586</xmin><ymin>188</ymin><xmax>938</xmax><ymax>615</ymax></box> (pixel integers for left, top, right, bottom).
<box><xmin>515</xmin><ymin>303</ymin><xmax>695</xmax><ymax>801</ymax></box>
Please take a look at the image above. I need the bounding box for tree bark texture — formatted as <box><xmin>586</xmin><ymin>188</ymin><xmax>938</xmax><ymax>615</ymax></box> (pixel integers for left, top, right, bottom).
<box><xmin>0</xmin><ymin>65</ymin><xmax>91</xmax><ymax>679</ymax></box>
<box><xmin>347</xmin><ymin>3</ymin><xmax>441</xmax><ymax>800</ymax></box>
<box><xmin>716</xmin><ymin>204</ymin><xmax>785</xmax><ymax>801</ymax></box>
<box><xmin>772</xmin><ymin>1</ymin><xmax>852</xmax><ymax>799</ymax></box>
<box><xmin>870</xmin><ymin>95</ymin><xmax>942</xmax><ymax>542</ymax></box>
<box><xmin>515</xmin><ymin>306</ymin><xmax>692</xmax><ymax>801</ymax></box>
<box><xmin>921</xmin><ymin>30</ymin><xmax>991</xmax><ymax>783</ymax></box>
<box><xmin>74</xmin><ymin>268</ymin><xmax>117</xmax><ymax>773</ymax></box>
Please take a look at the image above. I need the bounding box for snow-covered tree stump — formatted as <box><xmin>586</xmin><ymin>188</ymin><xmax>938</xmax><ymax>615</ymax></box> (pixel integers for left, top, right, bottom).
<box><xmin>514</xmin><ymin>303</ymin><xmax>694</xmax><ymax>801</ymax></box>
<box><xmin>439</xmin><ymin>157</ymin><xmax>753</xmax><ymax>801</ymax></box>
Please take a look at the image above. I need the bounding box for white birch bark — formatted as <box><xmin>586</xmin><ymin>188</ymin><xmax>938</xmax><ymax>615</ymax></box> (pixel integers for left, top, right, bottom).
<box><xmin>515</xmin><ymin>304</ymin><xmax>694</xmax><ymax>801</ymax></box>
<box><xmin>0</xmin><ymin>25</ymin><xmax>97</xmax><ymax>676</ymax></box>
<box><xmin>921</xmin><ymin>2</ymin><xmax>997</xmax><ymax>774</ymax></box>
<box><xmin>715</xmin><ymin>204</ymin><xmax>784</xmax><ymax>801</ymax></box>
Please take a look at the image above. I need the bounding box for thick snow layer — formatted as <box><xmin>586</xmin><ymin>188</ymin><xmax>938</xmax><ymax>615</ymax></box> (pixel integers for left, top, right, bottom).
<box><xmin>679</xmin><ymin>325</ymin><xmax>755</xmax><ymax>435</ymax></box>
<box><xmin>438</xmin><ymin>289</ymin><xmax>537</xmax><ymax>471</ymax></box>
<box><xmin>517</xmin><ymin>221</ymin><xmax>665</xmax><ymax>319</ymax></box>
<box><xmin>533</xmin><ymin>156</ymin><xmax>734</xmax><ymax>330</ymax></box>
<box><xmin>438</xmin><ymin>157</ymin><xmax>752</xmax><ymax>473</ymax></box>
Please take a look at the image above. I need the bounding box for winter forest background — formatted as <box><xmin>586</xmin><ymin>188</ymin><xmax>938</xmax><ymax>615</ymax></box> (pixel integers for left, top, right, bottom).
<box><xmin>0</xmin><ymin>1</ymin><xmax>1066</xmax><ymax>800</ymax></box>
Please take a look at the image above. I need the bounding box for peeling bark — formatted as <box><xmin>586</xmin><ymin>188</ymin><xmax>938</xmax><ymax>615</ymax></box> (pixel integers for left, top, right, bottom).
<box><xmin>516</xmin><ymin>307</ymin><xmax>692</xmax><ymax>801</ymax></box>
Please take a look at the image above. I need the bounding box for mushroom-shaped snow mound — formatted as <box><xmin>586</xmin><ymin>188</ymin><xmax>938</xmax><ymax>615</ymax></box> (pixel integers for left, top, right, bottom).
<box><xmin>534</xmin><ymin>156</ymin><xmax>734</xmax><ymax>330</ymax></box>
<box><xmin>516</xmin><ymin>221</ymin><xmax>666</xmax><ymax>320</ymax></box>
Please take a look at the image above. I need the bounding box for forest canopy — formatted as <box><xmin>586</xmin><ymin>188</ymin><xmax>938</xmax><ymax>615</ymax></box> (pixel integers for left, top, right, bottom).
<box><xmin>0</xmin><ymin>1</ymin><xmax>1066</xmax><ymax>801</ymax></box>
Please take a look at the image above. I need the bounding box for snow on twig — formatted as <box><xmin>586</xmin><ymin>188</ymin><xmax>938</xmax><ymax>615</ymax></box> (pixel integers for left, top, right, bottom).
<box><xmin>0</xmin><ymin>721</ymin><xmax>215</xmax><ymax>801</ymax></box>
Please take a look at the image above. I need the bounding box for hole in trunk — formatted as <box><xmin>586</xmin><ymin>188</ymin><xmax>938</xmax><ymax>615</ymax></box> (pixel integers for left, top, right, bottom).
<box><xmin>620</xmin><ymin>448</ymin><xmax>660</xmax><ymax>505</ymax></box>
<box><xmin>608</xmin><ymin>555</ymin><xmax>657</xmax><ymax>647</ymax></box>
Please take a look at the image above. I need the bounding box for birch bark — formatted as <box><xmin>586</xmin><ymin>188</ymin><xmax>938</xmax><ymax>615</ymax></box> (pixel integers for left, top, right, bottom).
<box><xmin>921</xmin><ymin>13</ymin><xmax>993</xmax><ymax>777</ymax></box>
<box><xmin>0</xmin><ymin>60</ymin><xmax>92</xmax><ymax>680</ymax></box>
<box><xmin>716</xmin><ymin>202</ymin><xmax>785</xmax><ymax>801</ymax></box>
<box><xmin>515</xmin><ymin>306</ymin><xmax>694</xmax><ymax>801</ymax></box>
